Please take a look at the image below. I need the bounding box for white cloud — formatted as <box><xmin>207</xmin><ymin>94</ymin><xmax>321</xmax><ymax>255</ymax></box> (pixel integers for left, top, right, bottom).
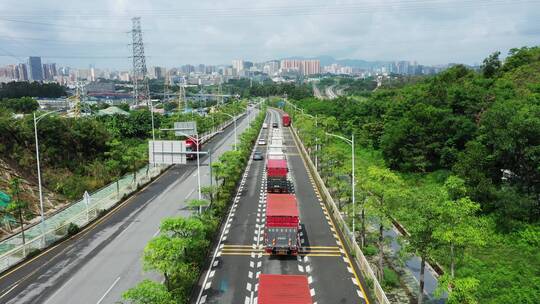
<box><xmin>0</xmin><ymin>0</ymin><xmax>538</xmax><ymax>67</ymax></box>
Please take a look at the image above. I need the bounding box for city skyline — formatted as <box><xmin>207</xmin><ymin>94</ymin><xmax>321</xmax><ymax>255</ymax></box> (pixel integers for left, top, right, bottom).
<box><xmin>0</xmin><ymin>0</ymin><xmax>538</xmax><ymax>69</ymax></box>
<box><xmin>0</xmin><ymin>55</ymin><xmax>452</xmax><ymax>84</ymax></box>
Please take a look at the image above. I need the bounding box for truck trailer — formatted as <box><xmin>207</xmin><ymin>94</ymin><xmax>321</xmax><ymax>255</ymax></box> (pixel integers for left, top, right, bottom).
<box><xmin>282</xmin><ymin>114</ymin><xmax>291</xmax><ymax>127</ymax></box>
<box><xmin>258</xmin><ymin>274</ymin><xmax>312</xmax><ymax>304</ymax></box>
<box><xmin>264</xmin><ymin>193</ymin><xmax>300</xmax><ymax>255</ymax></box>
<box><xmin>266</xmin><ymin>159</ymin><xmax>288</xmax><ymax>193</ymax></box>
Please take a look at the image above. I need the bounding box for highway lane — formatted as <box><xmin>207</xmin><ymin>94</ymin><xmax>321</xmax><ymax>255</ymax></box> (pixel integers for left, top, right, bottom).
<box><xmin>194</xmin><ymin>109</ymin><xmax>369</xmax><ymax>304</ymax></box>
<box><xmin>313</xmin><ymin>84</ymin><xmax>325</xmax><ymax>99</ymax></box>
<box><xmin>326</xmin><ymin>85</ymin><xmax>338</xmax><ymax>99</ymax></box>
<box><xmin>0</xmin><ymin>108</ymin><xmax>258</xmax><ymax>304</ymax></box>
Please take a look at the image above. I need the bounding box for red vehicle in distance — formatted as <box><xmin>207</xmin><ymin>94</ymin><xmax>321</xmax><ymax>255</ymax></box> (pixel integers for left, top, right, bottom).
<box><xmin>282</xmin><ymin>114</ymin><xmax>291</xmax><ymax>127</ymax></box>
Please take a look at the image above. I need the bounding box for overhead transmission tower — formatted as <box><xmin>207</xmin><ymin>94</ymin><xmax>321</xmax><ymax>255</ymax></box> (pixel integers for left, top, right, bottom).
<box><xmin>131</xmin><ymin>17</ymin><xmax>149</xmax><ymax>106</ymax></box>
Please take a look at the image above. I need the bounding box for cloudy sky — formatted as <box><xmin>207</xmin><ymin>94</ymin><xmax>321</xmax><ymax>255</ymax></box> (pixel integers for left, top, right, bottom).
<box><xmin>0</xmin><ymin>0</ymin><xmax>538</xmax><ymax>68</ymax></box>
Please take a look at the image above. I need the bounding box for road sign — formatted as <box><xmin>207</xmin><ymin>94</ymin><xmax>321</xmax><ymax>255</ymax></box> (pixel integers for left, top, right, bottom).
<box><xmin>149</xmin><ymin>140</ymin><xmax>187</xmax><ymax>164</ymax></box>
<box><xmin>174</xmin><ymin>121</ymin><xmax>197</xmax><ymax>137</ymax></box>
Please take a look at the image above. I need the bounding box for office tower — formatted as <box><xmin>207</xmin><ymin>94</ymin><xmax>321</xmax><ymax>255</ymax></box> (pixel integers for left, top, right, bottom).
<box><xmin>28</xmin><ymin>56</ymin><xmax>43</xmax><ymax>81</ymax></box>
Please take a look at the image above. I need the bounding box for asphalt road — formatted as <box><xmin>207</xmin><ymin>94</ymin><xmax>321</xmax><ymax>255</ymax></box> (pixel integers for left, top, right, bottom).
<box><xmin>313</xmin><ymin>84</ymin><xmax>324</xmax><ymax>99</ymax></box>
<box><xmin>193</xmin><ymin>109</ymin><xmax>370</xmax><ymax>304</ymax></box>
<box><xmin>0</xmin><ymin>108</ymin><xmax>258</xmax><ymax>304</ymax></box>
<box><xmin>325</xmin><ymin>85</ymin><xmax>338</xmax><ymax>99</ymax></box>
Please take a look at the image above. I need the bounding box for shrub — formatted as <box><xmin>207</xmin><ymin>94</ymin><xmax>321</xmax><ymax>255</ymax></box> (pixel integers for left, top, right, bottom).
<box><xmin>67</xmin><ymin>222</ymin><xmax>80</xmax><ymax>236</ymax></box>
<box><xmin>26</xmin><ymin>248</ymin><xmax>42</xmax><ymax>259</ymax></box>
<box><xmin>382</xmin><ymin>266</ymin><xmax>400</xmax><ymax>289</ymax></box>
<box><xmin>363</xmin><ymin>244</ymin><xmax>378</xmax><ymax>256</ymax></box>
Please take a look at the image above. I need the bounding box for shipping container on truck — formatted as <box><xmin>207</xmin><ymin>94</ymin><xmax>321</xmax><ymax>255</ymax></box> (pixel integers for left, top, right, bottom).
<box><xmin>258</xmin><ymin>274</ymin><xmax>312</xmax><ymax>304</ymax></box>
<box><xmin>266</xmin><ymin>159</ymin><xmax>289</xmax><ymax>193</ymax></box>
<box><xmin>185</xmin><ymin>138</ymin><xmax>200</xmax><ymax>160</ymax></box>
<box><xmin>264</xmin><ymin>193</ymin><xmax>300</xmax><ymax>255</ymax></box>
<box><xmin>282</xmin><ymin>114</ymin><xmax>291</xmax><ymax>127</ymax></box>
<box><xmin>270</xmin><ymin>138</ymin><xmax>283</xmax><ymax>147</ymax></box>
<box><xmin>267</xmin><ymin>150</ymin><xmax>286</xmax><ymax>160</ymax></box>
<box><xmin>272</xmin><ymin>128</ymin><xmax>283</xmax><ymax>137</ymax></box>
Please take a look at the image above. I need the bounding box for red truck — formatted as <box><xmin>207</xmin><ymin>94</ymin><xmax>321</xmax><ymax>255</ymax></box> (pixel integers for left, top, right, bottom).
<box><xmin>185</xmin><ymin>138</ymin><xmax>200</xmax><ymax>160</ymax></box>
<box><xmin>266</xmin><ymin>159</ymin><xmax>288</xmax><ymax>193</ymax></box>
<box><xmin>282</xmin><ymin>114</ymin><xmax>291</xmax><ymax>127</ymax></box>
<box><xmin>258</xmin><ymin>274</ymin><xmax>312</xmax><ymax>304</ymax></box>
<box><xmin>264</xmin><ymin>194</ymin><xmax>300</xmax><ymax>255</ymax></box>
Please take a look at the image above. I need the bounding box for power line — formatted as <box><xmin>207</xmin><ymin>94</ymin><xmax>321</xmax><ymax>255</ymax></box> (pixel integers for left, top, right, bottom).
<box><xmin>0</xmin><ymin>0</ymin><xmax>537</xmax><ymax>19</ymax></box>
<box><xmin>0</xmin><ymin>35</ymin><xmax>129</xmax><ymax>46</ymax></box>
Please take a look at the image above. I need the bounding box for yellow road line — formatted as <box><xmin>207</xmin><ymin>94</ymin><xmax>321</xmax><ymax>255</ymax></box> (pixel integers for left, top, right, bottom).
<box><xmin>219</xmin><ymin>252</ymin><xmax>343</xmax><ymax>257</ymax></box>
<box><xmin>222</xmin><ymin>248</ymin><xmax>263</xmax><ymax>252</ymax></box>
<box><xmin>222</xmin><ymin>245</ymin><xmax>340</xmax><ymax>249</ymax></box>
<box><xmin>221</xmin><ymin>249</ymin><xmax>341</xmax><ymax>254</ymax></box>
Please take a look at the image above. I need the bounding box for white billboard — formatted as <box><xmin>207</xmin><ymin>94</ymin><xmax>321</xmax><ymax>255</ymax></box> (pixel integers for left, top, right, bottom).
<box><xmin>174</xmin><ymin>121</ymin><xmax>197</xmax><ymax>137</ymax></box>
<box><xmin>149</xmin><ymin>140</ymin><xmax>187</xmax><ymax>164</ymax></box>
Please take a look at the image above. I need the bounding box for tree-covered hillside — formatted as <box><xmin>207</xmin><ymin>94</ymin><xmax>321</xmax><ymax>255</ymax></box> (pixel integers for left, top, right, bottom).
<box><xmin>289</xmin><ymin>46</ymin><xmax>540</xmax><ymax>303</ymax></box>
<box><xmin>296</xmin><ymin>46</ymin><xmax>540</xmax><ymax>227</ymax></box>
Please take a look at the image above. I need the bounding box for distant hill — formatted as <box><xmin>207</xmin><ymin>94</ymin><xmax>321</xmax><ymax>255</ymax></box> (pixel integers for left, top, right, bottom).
<box><xmin>279</xmin><ymin>55</ymin><xmax>392</xmax><ymax>69</ymax></box>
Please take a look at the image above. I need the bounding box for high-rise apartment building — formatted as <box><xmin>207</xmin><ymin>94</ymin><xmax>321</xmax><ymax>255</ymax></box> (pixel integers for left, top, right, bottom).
<box><xmin>302</xmin><ymin>60</ymin><xmax>320</xmax><ymax>75</ymax></box>
<box><xmin>28</xmin><ymin>56</ymin><xmax>43</xmax><ymax>81</ymax></box>
<box><xmin>180</xmin><ymin>64</ymin><xmax>195</xmax><ymax>74</ymax></box>
<box><xmin>150</xmin><ymin>66</ymin><xmax>165</xmax><ymax>79</ymax></box>
<box><xmin>43</xmin><ymin>63</ymin><xmax>57</xmax><ymax>81</ymax></box>
<box><xmin>263</xmin><ymin>60</ymin><xmax>280</xmax><ymax>75</ymax></box>
<box><xmin>280</xmin><ymin>59</ymin><xmax>320</xmax><ymax>75</ymax></box>
<box><xmin>18</xmin><ymin>63</ymin><xmax>28</xmax><ymax>81</ymax></box>
<box><xmin>232</xmin><ymin>59</ymin><xmax>244</xmax><ymax>73</ymax></box>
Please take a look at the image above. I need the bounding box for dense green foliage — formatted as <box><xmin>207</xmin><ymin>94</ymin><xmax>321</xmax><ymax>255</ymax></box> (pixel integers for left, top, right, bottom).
<box><xmin>0</xmin><ymin>101</ymin><xmax>245</xmax><ymax>201</ymax></box>
<box><xmin>281</xmin><ymin>46</ymin><xmax>540</xmax><ymax>304</ymax></box>
<box><xmin>293</xmin><ymin>46</ymin><xmax>540</xmax><ymax>225</ymax></box>
<box><xmin>124</xmin><ymin>107</ymin><xmax>266</xmax><ymax>303</ymax></box>
<box><xmin>0</xmin><ymin>97</ymin><xmax>38</xmax><ymax>113</ymax></box>
<box><xmin>317</xmin><ymin>76</ymin><xmax>377</xmax><ymax>96</ymax></box>
<box><xmin>0</xmin><ymin>81</ymin><xmax>67</xmax><ymax>98</ymax></box>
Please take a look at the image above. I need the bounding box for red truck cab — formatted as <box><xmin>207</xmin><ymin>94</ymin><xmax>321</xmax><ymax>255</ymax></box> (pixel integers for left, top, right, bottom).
<box><xmin>282</xmin><ymin>114</ymin><xmax>291</xmax><ymax>127</ymax></box>
<box><xmin>266</xmin><ymin>159</ymin><xmax>288</xmax><ymax>193</ymax></box>
<box><xmin>258</xmin><ymin>274</ymin><xmax>312</xmax><ymax>304</ymax></box>
<box><xmin>265</xmin><ymin>194</ymin><xmax>300</xmax><ymax>255</ymax></box>
<box><xmin>185</xmin><ymin>138</ymin><xmax>200</xmax><ymax>160</ymax></box>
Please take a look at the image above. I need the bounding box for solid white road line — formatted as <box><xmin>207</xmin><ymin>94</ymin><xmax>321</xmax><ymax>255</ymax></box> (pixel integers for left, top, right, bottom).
<box><xmin>0</xmin><ymin>283</ymin><xmax>19</xmax><ymax>300</ymax></box>
<box><xmin>185</xmin><ymin>188</ymin><xmax>196</xmax><ymax>200</ymax></box>
<box><xmin>96</xmin><ymin>276</ymin><xmax>121</xmax><ymax>304</ymax></box>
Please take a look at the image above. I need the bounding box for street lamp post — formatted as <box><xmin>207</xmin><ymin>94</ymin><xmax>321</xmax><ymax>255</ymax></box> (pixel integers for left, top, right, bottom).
<box><xmin>325</xmin><ymin>132</ymin><xmax>356</xmax><ymax>240</ymax></box>
<box><xmin>159</xmin><ymin>127</ymin><xmax>204</xmax><ymax>202</ymax></box>
<box><xmin>33</xmin><ymin>109</ymin><xmax>62</xmax><ymax>245</ymax></box>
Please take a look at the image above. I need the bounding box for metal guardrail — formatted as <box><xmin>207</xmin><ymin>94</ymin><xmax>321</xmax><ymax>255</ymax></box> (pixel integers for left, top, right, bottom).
<box><xmin>289</xmin><ymin>122</ymin><xmax>391</xmax><ymax>304</ymax></box>
<box><xmin>0</xmin><ymin>113</ymin><xmax>245</xmax><ymax>274</ymax></box>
